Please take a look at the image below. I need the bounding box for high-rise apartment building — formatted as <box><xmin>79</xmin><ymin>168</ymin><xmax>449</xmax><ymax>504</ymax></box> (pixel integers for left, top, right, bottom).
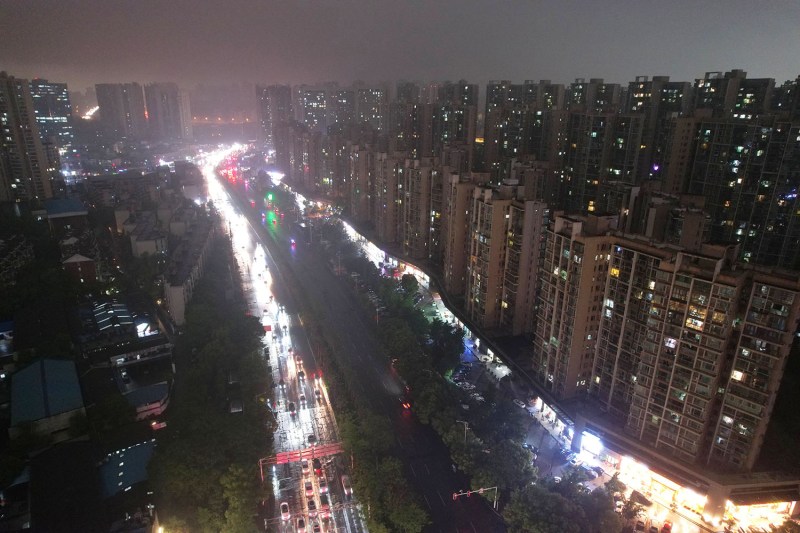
<box><xmin>144</xmin><ymin>83</ymin><xmax>192</xmax><ymax>141</ymax></box>
<box><xmin>296</xmin><ymin>87</ymin><xmax>328</xmax><ymax>133</ymax></box>
<box><xmin>625</xmin><ymin>76</ymin><xmax>692</xmax><ymax>182</ymax></box>
<box><xmin>256</xmin><ymin>84</ymin><xmax>293</xmax><ymax>148</ymax></box>
<box><xmin>29</xmin><ymin>79</ymin><xmax>74</xmax><ymax>149</ymax></box>
<box><xmin>400</xmin><ymin>158</ymin><xmax>435</xmax><ymax>259</ymax></box>
<box><xmin>591</xmin><ymin>237</ymin><xmax>800</xmax><ymax>471</ymax></box>
<box><xmin>567</xmin><ymin>78</ymin><xmax>621</xmax><ymax>113</ymax></box>
<box><xmin>501</xmin><ymin>199</ymin><xmax>548</xmax><ymax>335</ymax></box>
<box><xmin>442</xmin><ymin>173</ymin><xmax>479</xmax><ymax>295</ymax></box>
<box><xmin>372</xmin><ymin>151</ymin><xmax>406</xmax><ymax>243</ymax></box>
<box><xmin>95</xmin><ymin>83</ymin><xmax>147</xmax><ymax>139</ymax></box>
<box><xmin>355</xmin><ymin>86</ymin><xmax>387</xmax><ymax>132</ymax></box>
<box><xmin>684</xmin><ymin>118</ymin><xmax>800</xmax><ymax>269</ymax></box>
<box><xmin>0</xmin><ymin>72</ymin><xmax>53</xmax><ymax>201</ymax></box>
<box><xmin>327</xmin><ymin>88</ymin><xmax>356</xmax><ymax>130</ymax></box>
<box><xmin>693</xmin><ymin>70</ymin><xmax>774</xmax><ymax>119</ymax></box>
<box><xmin>532</xmin><ymin>214</ymin><xmax>615</xmax><ymax>399</ymax></box>
<box><xmin>466</xmin><ymin>185</ymin><xmax>514</xmax><ymax>330</ymax></box>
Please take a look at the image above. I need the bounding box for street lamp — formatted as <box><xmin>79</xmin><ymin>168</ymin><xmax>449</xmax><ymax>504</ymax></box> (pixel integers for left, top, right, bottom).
<box><xmin>456</xmin><ymin>420</ymin><xmax>470</xmax><ymax>445</ymax></box>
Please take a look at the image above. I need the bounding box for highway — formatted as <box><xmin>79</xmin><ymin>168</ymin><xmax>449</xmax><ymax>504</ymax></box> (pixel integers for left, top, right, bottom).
<box><xmin>203</xmin><ymin>152</ymin><xmax>367</xmax><ymax>533</ymax></box>
<box><xmin>203</xmin><ymin>148</ymin><xmax>505</xmax><ymax>532</ymax></box>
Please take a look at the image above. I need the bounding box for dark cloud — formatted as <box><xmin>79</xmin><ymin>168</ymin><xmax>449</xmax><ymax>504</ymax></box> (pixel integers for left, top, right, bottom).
<box><xmin>2</xmin><ymin>0</ymin><xmax>799</xmax><ymax>90</ymax></box>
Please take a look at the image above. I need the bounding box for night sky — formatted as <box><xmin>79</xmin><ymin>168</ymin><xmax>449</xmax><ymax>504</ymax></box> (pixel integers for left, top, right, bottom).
<box><xmin>2</xmin><ymin>0</ymin><xmax>799</xmax><ymax>91</ymax></box>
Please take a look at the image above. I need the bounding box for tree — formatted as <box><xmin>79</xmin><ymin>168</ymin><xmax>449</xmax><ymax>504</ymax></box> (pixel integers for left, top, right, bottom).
<box><xmin>89</xmin><ymin>394</ymin><xmax>137</xmax><ymax>434</ymax></box>
<box><xmin>504</xmin><ymin>484</ymin><xmax>584</xmax><ymax>533</ymax></box>
<box><xmin>400</xmin><ymin>273</ymin><xmax>419</xmax><ymax>296</ymax></box>
<box><xmin>429</xmin><ymin>318</ymin><xmax>463</xmax><ymax>371</ymax></box>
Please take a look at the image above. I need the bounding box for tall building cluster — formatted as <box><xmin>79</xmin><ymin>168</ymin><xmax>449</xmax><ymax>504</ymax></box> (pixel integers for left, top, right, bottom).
<box><xmin>266</xmin><ymin>70</ymin><xmax>800</xmax><ymax>475</ymax></box>
<box><xmin>95</xmin><ymin>82</ymin><xmax>192</xmax><ymax>141</ymax></box>
<box><xmin>0</xmin><ymin>72</ymin><xmax>196</xmax><ymax>204</ymax></box>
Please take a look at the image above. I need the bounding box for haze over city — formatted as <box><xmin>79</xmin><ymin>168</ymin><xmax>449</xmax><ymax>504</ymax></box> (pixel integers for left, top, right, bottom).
<box><xmin>2</xmin><ymin>0</ymin><xmax>800</xmax><ymax>89</ymax></box>
<box><xmin>4</xmin><ymin>1</ymin><xmax>800</xmax><ymax>532</ymax></box>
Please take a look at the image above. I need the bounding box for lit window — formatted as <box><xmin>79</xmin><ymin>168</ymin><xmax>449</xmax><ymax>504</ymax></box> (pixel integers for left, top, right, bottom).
<box><xmin>731</xmin><ymin>370</ymin><xmax>743</xmax><ymax>381</ymax></box>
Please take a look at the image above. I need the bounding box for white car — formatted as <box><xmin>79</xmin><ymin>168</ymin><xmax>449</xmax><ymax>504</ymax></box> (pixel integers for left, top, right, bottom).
<box><xmin>280</xmin><ymin>501</ymin><xmax>290</xmax><ymax>521</ymax></box>
<box><xmin>318</xmin><ymin>476</ymin><xmax>328</xmax><ymax>494</ymax></box>
<box><xmin>301</xmin><ymin>459</ymin><xmax>310</xmax><ymax>476</ymax></box>
<box><xmin>305</xmin><ymin>480</ymin><xmax>314</xmax><ymax>498</ymax></box>
<box><xmin>513</xmin><ymin>399</ymin><xmax>527</xmax><ymax>409</ymax></box>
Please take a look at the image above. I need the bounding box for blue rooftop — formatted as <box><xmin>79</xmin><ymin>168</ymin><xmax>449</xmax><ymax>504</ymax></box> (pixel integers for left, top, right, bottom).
<box><xmin>124</xmin><ymin>381</ymin><xmax>169</xmax><ymax>408</ymax></box>
<box><xmin>11</xmin><ymin>359</ymin><xmax>85</xmax><ymax>426</ymax></box>
<box><xmin>99</xmin><ymin>440</ymin><xmax>156</xmax><ymax>498</ymax></box>
<box><xmin>44</xmin><ymin>198</ymin><xmax>87</xmax><ymax>217</ymax></box>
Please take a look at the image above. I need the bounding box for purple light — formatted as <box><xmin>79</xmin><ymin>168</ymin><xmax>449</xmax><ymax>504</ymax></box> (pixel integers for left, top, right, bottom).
<box><xmin>652</xmin><ymin>164</ymin><xmax>660</xmax><ymax>172</ymax></box>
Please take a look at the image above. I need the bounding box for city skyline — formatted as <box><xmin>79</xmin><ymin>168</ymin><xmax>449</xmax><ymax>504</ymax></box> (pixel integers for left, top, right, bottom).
<box><xmin>2</xmin><ymin>0</ymin><xmax>799</xmax><ymax>91</ymax></box>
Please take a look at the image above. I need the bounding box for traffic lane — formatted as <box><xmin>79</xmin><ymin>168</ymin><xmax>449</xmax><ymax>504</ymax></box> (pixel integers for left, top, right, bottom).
<box><xmin>396</xmin><ymin>410</ymin><xmax>506</xmax><ymax>533</ymax></box>
<box><xmin>250</xmin><ymin>204</ymin><xmax>502</xmax><ymax>530</ymax></box>
<box><xmin>293</xmin><ymin>252</ymin><xmax>504</xmax><ymax>531</ymax></box>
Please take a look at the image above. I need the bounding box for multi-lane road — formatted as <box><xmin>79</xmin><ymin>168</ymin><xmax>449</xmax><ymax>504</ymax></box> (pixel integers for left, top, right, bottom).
<box><xmin>205</xmin><ymin>158</ymin><xmax>367</xmax><ymax>533</ymax></box>
<box><xmin>203</xmin><ymin>151</ymin><xmax>505</xmax><ymax>532</ymax></box>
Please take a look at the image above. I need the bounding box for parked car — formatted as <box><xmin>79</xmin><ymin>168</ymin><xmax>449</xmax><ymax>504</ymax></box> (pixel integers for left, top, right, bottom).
<box><xmin>318</xmin><ymin>476</ymin><xmax>328</xmax><ymax>494</ymax></box>
<box><xmin>513</xmin><ymin>399</ymin><xmax>527</xmax><ymax>409</ymax></box>
<box><xmin>301</xmin><ymin>458</ymin><xmax>310</xmax><ymax>476</ymax></box>
<box><xmin>312</xmin><ymin>458</ymin><xmax>322</xmax><ymax>476</ymax></box>
<box><xmin>305</xmin><ymin>480</ymin><xmax>314</xmax><ymax>497</ymax></box>
<box><xmin>307</xmin><ymin>498</ymin><xmax>317</xmax><ymax>519</ymax></box>
<box><xmin>635</xmin><ymin>521</ymin><xmax>646</xmax><ymax>532</ymax></box>
<box><xmin>296</xmin><ymin>517</ymin><xmax>306</xmax><ymax>533</ymax></box>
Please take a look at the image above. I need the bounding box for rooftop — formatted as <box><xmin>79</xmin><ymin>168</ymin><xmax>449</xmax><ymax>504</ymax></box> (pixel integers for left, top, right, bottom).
<box><xmin>11</xmin><ymin>359</ymin><xmax>85</xmax><ymax>426</ymax></box>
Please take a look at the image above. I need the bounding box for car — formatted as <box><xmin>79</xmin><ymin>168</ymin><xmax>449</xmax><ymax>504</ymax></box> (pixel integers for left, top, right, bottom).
<box><xmin>399</xmin><ymin>396</ymin><xmax>412</xmax><ymax>410</ymax></box>
<box><xmin>318</xmin><ymin>476</ymin><xmax>328</xmax><ymax>494</ymax></box>
<box><xmin>301</xmin><ymin>458</ymin><xmax>310</xmax><ymax>476</ymax></box>
<box><xmin>305</xmin><ymin>480</ymin><xmax>314</xmax><ymax>497</ymax></box>
<box><xmin>308</xmin><ymin>434</ymin><xmax>318</xmax><ymax>446</ymax></box>
<box><xmin>312</xmin><ymin>522</ymin><xmax>321</xmax><ymax>533</ymax></box>
<box><xmin>615</xmin><ymin>500</ymin><xmax>624</xmax><ymax>513</ymax></box>
<box><xmin>298</xmin><ymin>370</ymin><xmax>306</xmax><ymax>381</ymax></box>
<box><xmin>314</xmin><ymin>388</ymin><xmax>321</xmax><ymax>399</ymax></box>
<box><xmin>280</xmin><ymin>501</ymin><xmax>290</xmax><ymax>521</ymax></box>
<box><xmin>580</xmin><ymin>465</ymin><xmax>598</xmax><ymax>479</ymax></box>
<box><xmin>307</xmin><ymin>498</ymin><xmax>317</xmax><ymax>519</ymax></box>
<box><xmin>295</xmin><ymin>354</ymin><xmax>303</xmax><ymax>366</ymax></box>
<box><xmin>661</xmin><ymin>522</ymin><xmax>672</xmax><ymax>533</ymax></box>
<box><xmin>288</xmin><ymin>402</ymin><xmax>297</xmax><ymax>416</ymax></box>
<box><xmin>569</xmin><ymin>455</ymin><xmax>583</xmax><ymax>467</ymax></box>
<box><xmin>318</xmin><ymin>494</ymin><xmax>330</xmax><ymax>517</ymax></box>
<box><xmin>649</xmin><ymin>527</ymin><xmax>659</xmax><ymax>533</ymax></box>
<box><xmin>341</xmin><ymin>475</ymin><xmax>353</xmax><ymax>496</ymax></box>
<box><xmin>120</xmin><ymin>369</ymin><xmax>130</xmax><ymax>384</ymax></box>
<box><xmin>296</xmin><ymin>517</ymin><xmax>306</xmax><ymax>533</ymax></box>
<box><xmin>312</xmin><ymin>458</ymin><xmax>322</xmax><ymax>476</ymax></box>
<box><xmin>513</xmin><ymin>399</ymin><xmax>527</xmax><ymax>409</ymax></box>
<box><xmin>635</xmin><ymin>521</ymin><xmax>646</xmax><ymax>532</ymax></box>
<box><xmin>592</xmin><ymin>465</ymin><xmax>605</xmax><ymax>476</ymax></box>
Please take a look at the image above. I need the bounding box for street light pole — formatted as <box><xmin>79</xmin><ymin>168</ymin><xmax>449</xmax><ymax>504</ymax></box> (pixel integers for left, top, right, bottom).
<box><xmin>456</xmin><ymin>420</ymin><xmax>470</xmax><ymax>445</ymax></box>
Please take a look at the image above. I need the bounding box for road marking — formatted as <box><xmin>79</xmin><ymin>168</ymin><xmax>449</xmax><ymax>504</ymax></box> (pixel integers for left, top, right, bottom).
<box><xmin>409</xmin><ymin>464</ymin><xmax>416</xmax><ymax>477</ymax></box>
<box><xmin>425</xmin><ymin>463</ymin><xmax>430</xmax><ymax>475</ymax></box>
<box><xmin>423</xmin><ymin>494</ymin><xmax>432</xmax><ymax>510</ymax></box>
<box><xmin>471</xmin><ymin>521</ymin><xmax>478</xmax><ymax>532</ymax></box>
<box><xmin>437</xmin><ymin>491</ymin><xmax>445</xmax><ymax>506</ymax></box>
